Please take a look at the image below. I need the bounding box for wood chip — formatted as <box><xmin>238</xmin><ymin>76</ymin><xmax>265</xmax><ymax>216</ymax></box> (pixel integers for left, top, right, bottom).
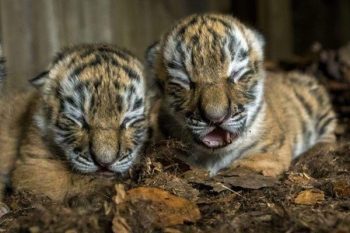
<box><xmin>294</xmin><ymin>189</ymin><xmax>325</xmax><ymax>205</ymax></box>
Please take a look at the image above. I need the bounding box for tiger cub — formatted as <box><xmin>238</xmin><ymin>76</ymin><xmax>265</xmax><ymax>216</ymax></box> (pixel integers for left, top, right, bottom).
<box><xmin>146</xmin><ymin>14</ymin><xmax>336</xmax><ymax>177</ymax></box>
<box><xmin>0</xmin><ymin>44</ymin><xmax>149</xmax><ymax>202</ymax></box>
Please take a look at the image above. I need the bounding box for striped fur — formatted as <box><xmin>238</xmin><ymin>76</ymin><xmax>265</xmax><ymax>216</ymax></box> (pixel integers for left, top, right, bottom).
<box><xmin>0</xmin><ymin>44</ymin><xmax>149</xmax><ymax>201</ymax></box>
<box><xmin>147</xmin><ymin>14</ymin><xmax>336</xmax><ymax>177</ymax></box>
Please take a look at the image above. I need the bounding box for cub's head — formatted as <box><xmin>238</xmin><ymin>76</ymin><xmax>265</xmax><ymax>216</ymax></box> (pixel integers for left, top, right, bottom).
<box><xmin>32</xmin><ymin>44</ymin><xmax>149</xmax><ymax>174</ymax></box>
<box><xmin>147</xmin><ymin>14</ymin><xmax>265</xmax><ymax>151</ymax></box>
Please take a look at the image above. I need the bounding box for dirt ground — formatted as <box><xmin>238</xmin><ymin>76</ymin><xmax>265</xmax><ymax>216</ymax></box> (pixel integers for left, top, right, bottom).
<box><xmin>1</xmin><ymin>43</ymin><xmax>350</xmax><ymax>233</ymax></box>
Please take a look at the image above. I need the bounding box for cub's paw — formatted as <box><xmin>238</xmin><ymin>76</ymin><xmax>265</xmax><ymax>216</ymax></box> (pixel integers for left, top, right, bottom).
<box><xmin>233</xmin><ymin>154</ymin><xmax>289</xmax><ymax>177</ymax></box>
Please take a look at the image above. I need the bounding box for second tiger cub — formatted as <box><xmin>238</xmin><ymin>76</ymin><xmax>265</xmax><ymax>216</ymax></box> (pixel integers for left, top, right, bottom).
<box><xmin>146</xmin><ymin>14</ymin><xmax>336</xmax><ymax>177</ymax></box>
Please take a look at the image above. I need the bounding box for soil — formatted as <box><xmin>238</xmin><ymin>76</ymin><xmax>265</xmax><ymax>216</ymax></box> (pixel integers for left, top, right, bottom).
<box><xmin>1</xmin><ymin>43</ymin><xmax>350</xmax><ymax>233</ymax></box>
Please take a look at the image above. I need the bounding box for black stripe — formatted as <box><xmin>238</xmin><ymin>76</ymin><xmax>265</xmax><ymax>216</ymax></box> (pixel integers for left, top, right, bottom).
<box><xmin>121</xmin><ymin>66</ymin><xmax>141</xmax><ymax>81</ymax></box>
<box><xmin>64</xmin><ymin>96</ymin><xmax>78</xmax><ymax>108</ymax></box>
<box><xmin>169</xmin><ymin>76</ymin><xmax>190</xmax><ymax>85</ymax></box>
<box><xmin>206</xmin><ymin>16</ymin><xmax>232</xmax><ymax>30</ymax></box>
<box><xmin>132</xmin><ymin>98</ymin><xmax>143</xmax><ymax>111</ymax></box>
<box><xmin>237</xmin><ymin>49</ymin><xmax>248</xmax><ymax>62</ymax></box>
<box><xmin>294</xmin><ymin>91</ymin><xmax>313</xmax><ymax>116</ymax></box>
<box><xmin>190</xmin><ymin>35</ymin><xmax>199</xmax><ymax>46</ymax></box>
<box><xmin>208</xmin><ymin>28</ymin><xmax>220</xmax><ymax>42</ymax></box>
<box><xmin>246</xmin><ymin>100</ymin><xmax>263</xmax><ymax>129</ymax></box>
<box><xmin>116</xmin><ymin>94</ymin><xmax>123</xmax><ymax>112</ymax></box>
<box><xmin>316</xmin><ymin>108</ymin><xmax>332</xmax><ymax>129</ymax></box>
<box><xmin>61</xmin><ymin>137</ymin><xmax>75</xmax><ymax>145</ymax></box>
<box><xmin>175</xmin><ymin>16</ymin><xmax>200</xmax><ymax>39</ymax></box>
<box><xmin>129</xmin><ymin>117</ymin><xmax>146</xmax><ymax>128</ymax></box>
<box><xmin>318</xmin><ymin>117</ymin><xmax>336</xmax><ymax>136</ymax></box>
<box><xmin>97</xmin><ymin>46</ymin><xmax>130</xmax><ymax>61</ymax></box>
<box><xmin>227</xmin><ymin>35</ymin><xmax>237</xmax><ymax>56</ymax></box>
<box><xmin>68</xmin><ymin>56</ymin><xmax>102</xmax><ymax>79</ymax></box>
<box><xmin>166</xmin><ymin>61</ymin><xmax>182</xmax><ymax>70</ymax></box>
<box><xmin>79</xmin><ymin>48</ymin><xmax>95</xmax><ymax>59</ymax></box>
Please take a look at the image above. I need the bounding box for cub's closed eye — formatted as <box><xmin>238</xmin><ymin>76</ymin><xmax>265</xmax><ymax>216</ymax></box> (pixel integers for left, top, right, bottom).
<box><xmin>121</xmin><ymin>115</ymin><xmax>145</xmax><ymax>129</ymax></box>
<box><xmin>61</xmin><ymin>113</ymin><xmax>89</xmax><ymax>129</ymax></box>
<box><xmin>229</xmin><ymin>69</ymin><xmax>253</xmax><ymax>83</ymax></box>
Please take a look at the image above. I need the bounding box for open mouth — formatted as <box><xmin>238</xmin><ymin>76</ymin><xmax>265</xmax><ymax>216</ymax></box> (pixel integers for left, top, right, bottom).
<box><xmin>199</xmin><ymin>127</ymin><xmax>238</xmax><ymax>149</ymax></box>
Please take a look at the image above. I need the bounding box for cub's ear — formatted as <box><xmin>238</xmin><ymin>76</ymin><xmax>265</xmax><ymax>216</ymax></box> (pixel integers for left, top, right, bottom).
<box><xmin>252</xmin><ymin>29</ymin><xmax>265</xmax><ymax>49</ymax></box>
<box><xmin>29</xmin><ymin>70</ymin><xmax>49</xmax><ymax>88</ymax></box>
<box><xmin>145</xmin><ymin>41</ymin><xmax>165</xmax><ymax>92</ymax></box>
<box><xmin>145</xmin><ymin>41</ymin><xmax>161</xmax><ymax>71</ymax></box>
<box><xmin>246</xmin><ymin>28</ymin><xmax>265</xmax><ymax>59</ymax></box>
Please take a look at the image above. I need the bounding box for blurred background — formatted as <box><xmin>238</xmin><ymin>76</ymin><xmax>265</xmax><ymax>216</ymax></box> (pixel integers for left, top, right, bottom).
<box><xmin>0</xmin><ymin>0</ymin><xmax>349</xmax><ymax>91</ymax></box>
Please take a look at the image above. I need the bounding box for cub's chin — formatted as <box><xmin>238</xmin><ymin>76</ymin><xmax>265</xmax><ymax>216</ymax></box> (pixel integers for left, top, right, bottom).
<box><xmin>194</xmin><ymin>127</ymin><xmax>239</xmax><ymax>150</ymax></box>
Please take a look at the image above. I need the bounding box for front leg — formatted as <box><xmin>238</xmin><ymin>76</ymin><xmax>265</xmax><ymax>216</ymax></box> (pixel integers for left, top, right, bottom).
<box><xmin>232</xmin><ymin>149</ymin><xmax>292</xmax><ymax>177</ymax></box>
<box><xmin>11</xmin><ymin>158</ymin><xmax>115</xmax><ymax>202</ymax></box>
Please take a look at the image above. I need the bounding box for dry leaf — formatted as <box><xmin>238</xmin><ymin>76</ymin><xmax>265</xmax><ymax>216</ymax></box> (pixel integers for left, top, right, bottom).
<box><xmin>112</xmin><ymin>186</ymin><xmax>201</xmax><ymax>230</ymax></box>
<box><xmin>215</xmin><ymin>168</ymin><xmax>277</xmax><ymax>189</ymax></box>
<box><xmin>294</xmin><ymin>189</ymin><xmax>325</xmax><ymax>205</ymax></box>
<box><xmin>183</xmin><ymin>167</ymin><xmax>276</xmax><ymax>191</ymax></box>
<box><xmin>126</xmin><ymin>187</ymin><xmax>201</xmax><ymax>227</ymax></box>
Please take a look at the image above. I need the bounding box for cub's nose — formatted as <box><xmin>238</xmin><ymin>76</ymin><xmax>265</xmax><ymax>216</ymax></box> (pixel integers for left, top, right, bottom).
<box><xmin>199</xmin><ymin>85</ymin><xmax>230</xmax><ymax>124</ymax></box>
<box><xmin>90</xmin><ymin>148</ymin><xmax>117</xmax><ymax>168</ymax></box>
<box><xmin>90</xmin><ymin>129</ymin><xmax>118</xmax><ymax>168</ymax></box>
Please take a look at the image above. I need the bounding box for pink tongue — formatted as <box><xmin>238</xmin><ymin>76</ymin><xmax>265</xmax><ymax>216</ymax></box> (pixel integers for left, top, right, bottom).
<box><xmin>202</xmin><ymin>128</ymin><xmax>230</xmax><ymax>148</ymax></box>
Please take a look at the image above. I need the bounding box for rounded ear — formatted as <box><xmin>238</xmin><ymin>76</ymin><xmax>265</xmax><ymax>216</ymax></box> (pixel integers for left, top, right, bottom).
<box><xmin>29</xmin><ymin>70</ymin><xmax>49</xmax><ymax>88</ymax></box>
<box><xmin>145</xmin><ymin>41</ymin><xmax>161</xmax><ymax>71</ymax></box>
<box><xmin>145</xmin><ymin>41</ymin><xmax>165</xmax><ymax>94</ymax></box>
<box><xmin>252</xmin><ymin>29</ymin><xmax>265</xmax><ymax>49</ymax></box>
<box><xmin>246</xmin><ymin>28</ymin><xmax>265</xmax><ymax>59</ymax></box>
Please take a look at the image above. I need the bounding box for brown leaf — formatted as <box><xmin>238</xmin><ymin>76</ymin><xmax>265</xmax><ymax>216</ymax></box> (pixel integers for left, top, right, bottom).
<box><xmin>183</xmin><ymin>168</ymin><xmax>276</xmax><ymax>191</ymax></box>
<box><xmin>294</xmin><ymin>189</ymin><xmax>325</xmax><ymax>205</ymax></box>
<box><xmin>112</xmin><ymin>186</ymin><xmax>201</xmax><ymax>231</ymax></box>
<box><xmin>126</xmin><ymin>187</ymin><xmax>201</xmax><ymax>227</ymax></box>
<box><xmin>215</xmin><ymin>168</ymin><xmax>277</xmax><ymax>189</ymax></box>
